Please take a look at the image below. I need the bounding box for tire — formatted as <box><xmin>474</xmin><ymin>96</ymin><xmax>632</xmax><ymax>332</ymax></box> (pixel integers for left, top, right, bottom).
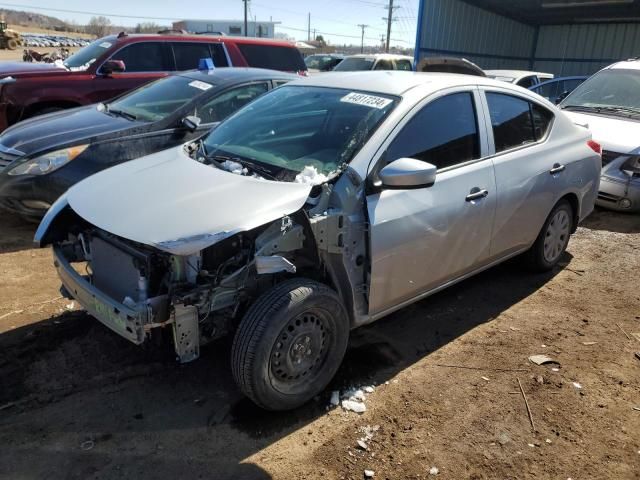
<box><xmin>524</xmin><ymin>200</ymin><xmax>574</xmax><ymax>272</ymax></box>
<box><xmin>232</xmin><ymin>278</ymin><xmax>349</xmax><ymax>411</ymax></box>
<box><xmin>7</xmin><ymin>39</ymin><xmax>18</xmax><ymax>50</ymax></box>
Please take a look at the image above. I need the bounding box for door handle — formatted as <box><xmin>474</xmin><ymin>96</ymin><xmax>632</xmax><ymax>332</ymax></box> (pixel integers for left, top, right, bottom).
<box><xmin>549</xmin><ymin>163</ymin><xmax>566</xmax><ymax>175</ymax></box>
<box><xmin>465</xmin><ymin>189</ymin><xmax>489</xmax><ymax>202</ymax></box>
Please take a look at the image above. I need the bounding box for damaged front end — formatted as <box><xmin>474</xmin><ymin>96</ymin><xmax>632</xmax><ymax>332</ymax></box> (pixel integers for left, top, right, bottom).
<box><xmin>36</xmin><ymin>169</ymin><xmax>370</xmax><ymax>363</ymax></box>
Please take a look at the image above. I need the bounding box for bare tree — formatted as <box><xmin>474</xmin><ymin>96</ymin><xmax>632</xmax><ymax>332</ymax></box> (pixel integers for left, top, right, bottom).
<box><xmin>134</xmin><ymin>22</ymin><xmax>164</xmax><ymax>33</ymax></box>
<box><xmin>85</xmin><ymin>16</ymin><xmax>112</xmax><ymax>37</ymax></box>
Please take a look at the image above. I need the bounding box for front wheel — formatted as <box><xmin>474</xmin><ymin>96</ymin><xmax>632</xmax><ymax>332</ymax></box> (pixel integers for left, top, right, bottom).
<box><xmin>524</xmin><ymin>200</ymin><xmax>573</xmax><ymax>272</ymax></box>
<box><xmin>231</xmin><ymin>278</ymin><xmax>349</xmax><ymax>411</ymax></box>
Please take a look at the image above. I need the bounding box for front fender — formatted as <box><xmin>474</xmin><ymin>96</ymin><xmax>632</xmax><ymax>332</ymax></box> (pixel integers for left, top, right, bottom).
<box><xmin>34</xmin><ymin>192</ymin><xmax>69</xmax><ymax>247</ymax></box>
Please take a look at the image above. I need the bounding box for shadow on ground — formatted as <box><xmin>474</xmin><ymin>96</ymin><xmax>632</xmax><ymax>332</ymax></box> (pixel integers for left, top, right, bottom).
<box><xmin>0</xmin><ymin>211</ymin><xmax>37</xmax><ymax>254</ymax></box>
<box><xmin>581</xmin><ymin>207</ymin><xmax>640</xmax><ymax>233</ymax></box>
<box><xmin>0</xmin><ymin>249</ymin><xmax>573</xmax><ymax>479</ymax></box>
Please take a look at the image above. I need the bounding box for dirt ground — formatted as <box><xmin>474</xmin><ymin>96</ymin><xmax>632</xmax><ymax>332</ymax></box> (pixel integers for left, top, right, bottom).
<box><xmin>0</xmin><ymin>208</ymin><xmax>638</xmax><ymax>479</ymax></box>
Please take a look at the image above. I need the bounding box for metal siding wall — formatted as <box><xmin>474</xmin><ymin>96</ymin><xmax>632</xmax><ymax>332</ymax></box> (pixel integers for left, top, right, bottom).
<box><xmin>417</xmin><ymin>0</ymin><xmax>534</xmax><ymax>69</ymax></box>
<box><xmin>533</xmin><ymin>23</ymin><xmax>640</xmax><ymax>76</ymax></box>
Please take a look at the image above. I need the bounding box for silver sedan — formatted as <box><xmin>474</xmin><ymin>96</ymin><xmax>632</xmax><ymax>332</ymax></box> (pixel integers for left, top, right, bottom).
<box><xmin>37</xmin><ymin>72</ymin><xmax>601</xmax><ymax>410</ymax></box>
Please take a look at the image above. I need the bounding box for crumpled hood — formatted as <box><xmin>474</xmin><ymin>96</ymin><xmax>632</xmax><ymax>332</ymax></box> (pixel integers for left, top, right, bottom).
<box><xmin>563</xmin><ymin>110</ymin><xmax>640</xmax><ymax>153</ymax></box>
<box><xmin>64</xmin><ymin>145</ymin><xmax>312</xmax><ymax>255</ymax></box>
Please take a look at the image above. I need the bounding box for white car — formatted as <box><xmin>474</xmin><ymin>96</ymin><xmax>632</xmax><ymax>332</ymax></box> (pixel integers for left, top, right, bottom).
<box><xmin>560</xmin><ymin>59</ymin><xmax>640</xmax><ymax>212</ymax></box>
<box><xmin>333</xmin><ymin>53</ymin><xmax>414</xmax><ymax>72</ymax></box>
<box><xmin>486</xmin><ymin>70</ymin><xmax>554</xmax><ymax>88</ymax></box>
<box><xmin>36</xmin><ymin>72</ymin><xmax>600</xmax><ymax>410</ymax></box>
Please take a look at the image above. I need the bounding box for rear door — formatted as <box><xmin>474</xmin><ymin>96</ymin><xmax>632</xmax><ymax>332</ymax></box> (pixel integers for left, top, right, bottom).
<box><xmin>90</xmin><ymin>42</ymin><xmax>172</xmax><ymax>103</ymax></box>
<box><xmin>367</xmin><ymin>88</ymin><xmax>496</xmax><ymax>316</ymax></box>
<box><xmin>480</xmin><ymin>89</ymin><xmax>559</xmax><ymax>259</ymax></box>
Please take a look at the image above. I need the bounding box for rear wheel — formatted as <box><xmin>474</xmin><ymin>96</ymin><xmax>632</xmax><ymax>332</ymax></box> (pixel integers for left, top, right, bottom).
<box><xmin>524</xmin><ymin>200</ymin><xmax>573</xmax><ymax>272</ymax></box>
<box><xmin>231</xmin><ymin>278</ymin><xmax>349</xmax><ymax>411</ymax></box>
<box><xmin>7</xmin><ymin>39</ymin><xmax>18</xmax><ymax>50</ymax></box>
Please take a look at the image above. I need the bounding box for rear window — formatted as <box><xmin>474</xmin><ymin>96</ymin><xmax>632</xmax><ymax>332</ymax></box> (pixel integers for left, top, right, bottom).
<box><xmin>237</xmin><ymin>44</ymin><xmax>306</xmax><ymax>71</ymax></box>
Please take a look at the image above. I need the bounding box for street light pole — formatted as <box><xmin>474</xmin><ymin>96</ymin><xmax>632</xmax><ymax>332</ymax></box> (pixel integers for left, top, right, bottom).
<box><xmin>243</xmin><ymin>0</ymin><xmax>248</xmax><ymax>36</ymax></box>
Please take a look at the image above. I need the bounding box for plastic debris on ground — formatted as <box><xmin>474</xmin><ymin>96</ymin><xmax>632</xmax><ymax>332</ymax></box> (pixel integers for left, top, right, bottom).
<box><xmin>221</xmin><ymin>160</ymin><xmax>248</xmax><ymax>175</ymax></box>
<box><xmin>528</xmin><ymin>354</ymin><xmax>558</xmax><ymax>365</ymax></box>
<box><xmin>364</xmin><ymin>469</ymin><xmax>375</xmax><ymax>478</ymax></box>
<box><xmin>294</xmin><ymin>165</ymin><xmax>329</xmax><ymax>185</ymax></box>
<box><xmin>429</xmin><ymin>466</ymin><xmax>439</xmax><ymax>475</ymax></box>
<box><xmin>572</xmin><ymin>382</ymin><xmax>582</xmax><ymax>389</ymax></box>
<box><xmin>331</xmin><ymin>385</ymin><xmax>376</xmax><ymax>413</ymax></box>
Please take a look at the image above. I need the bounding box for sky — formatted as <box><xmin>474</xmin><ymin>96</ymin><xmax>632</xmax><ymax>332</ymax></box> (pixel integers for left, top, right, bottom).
<box><xmin>1</xmin><ymin>0</ymin><xmax>420</xmax><ymax>48</ymax></box>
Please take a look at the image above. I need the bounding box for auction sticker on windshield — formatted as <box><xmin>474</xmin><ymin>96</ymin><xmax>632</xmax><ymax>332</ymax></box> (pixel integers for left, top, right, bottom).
<box><xmin>99</xmin><ymin>42</ymin><xmax>112</xmax><ymax>49</ymax></box>
<box><xmin>341</xmin><ymin>92</ymin><xmax>392</xmax><ymax>109</ymax></box>
<box><xmin>189</xmin><ymin>80</ymin><xmax>213</xmax><ymax>91</ymax></box>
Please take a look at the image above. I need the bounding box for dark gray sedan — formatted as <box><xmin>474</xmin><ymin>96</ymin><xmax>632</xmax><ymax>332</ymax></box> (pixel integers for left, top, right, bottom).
<box><xmin>0</xmin><ymin>68</ymin><xmax>295</xmax><ymax>220</ymax></box>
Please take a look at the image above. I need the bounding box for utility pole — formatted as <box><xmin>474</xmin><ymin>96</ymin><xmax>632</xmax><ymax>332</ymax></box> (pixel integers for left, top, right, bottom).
<box><xmin>307</xmin><ymin>12</ymin><xmax>311</xmax><ymax>41</ymax></box>
<box><xmin>357</xmin><ymin>24</ymin><xmax>368</xmax><ymax>54</ymax></box>
<box><xmin>242</xmin><ymin>0</ymin><xmax>249</xmax><ymax>37</ymax></box>
<box><xmin>383</xmin><ymin>0</ymin><xmax>399</xmax><ymax>52</ymax></box>
<box><xmin>313</xmin><ymin>28</ymin><xmax>316</xmax><ymax>41</ymax></box>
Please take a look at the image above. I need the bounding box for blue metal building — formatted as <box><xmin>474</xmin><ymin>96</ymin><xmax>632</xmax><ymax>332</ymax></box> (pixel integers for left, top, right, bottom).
<box><xmin>415</xmin><ymin>0</ymin><xmax>640</xmax><ymax>76</ymax></box>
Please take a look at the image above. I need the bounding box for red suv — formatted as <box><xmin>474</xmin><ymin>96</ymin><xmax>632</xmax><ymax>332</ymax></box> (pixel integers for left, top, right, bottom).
<box><xmin>0</xmin><ymin>32</ymin><xmax>306</xmax><ymax>131</ymax></box>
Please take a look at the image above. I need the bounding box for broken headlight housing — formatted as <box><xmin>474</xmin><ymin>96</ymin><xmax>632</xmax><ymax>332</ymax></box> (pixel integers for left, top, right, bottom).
<box><xmin>8</xmin><ymin>144</ymin><xmax>88</xmax><ymax>176</ymax></box>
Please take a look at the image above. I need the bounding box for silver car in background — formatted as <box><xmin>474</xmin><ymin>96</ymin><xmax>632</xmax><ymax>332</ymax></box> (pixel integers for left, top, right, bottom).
<box><xmin>36</xmin><ymin>72</ymin><xmax>601</xmax><ymax>411</ymax></box>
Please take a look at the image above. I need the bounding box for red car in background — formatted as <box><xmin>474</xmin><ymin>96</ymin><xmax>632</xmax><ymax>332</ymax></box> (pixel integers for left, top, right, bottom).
<box><xmin>0</xmin><ymin>32</ymin><xmax>306</xmax><ymax>131</ymax></box>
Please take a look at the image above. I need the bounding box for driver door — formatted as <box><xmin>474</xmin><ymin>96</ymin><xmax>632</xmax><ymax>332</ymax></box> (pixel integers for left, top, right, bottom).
<box><xmin>367</xmin><ymin>88</ymin><xmax>496</xmax><ymax>316</ymax></box>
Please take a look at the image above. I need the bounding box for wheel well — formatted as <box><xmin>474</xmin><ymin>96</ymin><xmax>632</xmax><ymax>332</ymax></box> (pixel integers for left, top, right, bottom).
<box><xmin>22</xmin><ymin>101</ymin><xmax>82</xmax><ymax>120</ymax></box>
<box><xmin>559</xmin><ymin>193</ymin><xmax>580</xmax><ymax>233</ymax></box>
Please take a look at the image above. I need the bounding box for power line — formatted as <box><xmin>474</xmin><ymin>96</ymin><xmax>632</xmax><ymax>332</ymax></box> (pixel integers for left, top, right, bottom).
<box><xmin>0</xmin><ymin>2</ymin><xmax>182</xmax><ymax>21</ymax></box>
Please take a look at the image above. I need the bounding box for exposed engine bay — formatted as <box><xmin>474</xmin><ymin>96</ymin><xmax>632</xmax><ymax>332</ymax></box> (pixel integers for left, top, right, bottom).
<box><xmin>43</xmin><ymin>170</ymin><xmax>369</xmax><ymax>363</ymax></box>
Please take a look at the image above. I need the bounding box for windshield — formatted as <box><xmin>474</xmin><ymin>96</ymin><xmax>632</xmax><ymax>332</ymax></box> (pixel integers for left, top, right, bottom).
<box><xmin>305</xmin><ymin>55</ymin><xmax>339</xmax><ymax>70</ymax></box>
<box><xmin>105</xmin><ymin>75</ymin><xmax>214</xmax><ymax>122</ymax></box>
<box><xmin>561</xmin><ymin>69</ymin><xmax>640</xmax><ymax>114</ymax></box>
<box><xmin>333</xmin><ymin>57</ymin><xmax>375</xmax><ymax>72</ymax></box>
<box><xmin>201</xmin><ymin>86</ymin><xmax>397</xmax><ymax>181</ymax></box>
<box><xmin>64</xmin><ymin>37</ymin><xmax>114</xmax><ymax>70</ymax></box>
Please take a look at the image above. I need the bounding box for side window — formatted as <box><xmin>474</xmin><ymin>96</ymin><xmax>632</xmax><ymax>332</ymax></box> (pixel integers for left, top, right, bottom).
<box><xmin>386</xmin><ymin>92</ymin><xmax>480</xmax><ymax>170</ymax></box>
<box><xmin>196</xmin><ymin>83</ymin><xmax>269</xmax><ymax>123</ymax></box>
<box><xmin>112</xmin><ymin>42</ymin><xmax>168</xmax><ymax>72</ymax></box>
<box><xmin>517</xmin><ymin>76</ymin><xmax>537</xmax><ymax>88</ymax></box>
<box><xmin>172</xmin><ymin>42</ymin><xmax>212</xmax><ymax>71</ymax></box>
<box><xmin>531</xmin><ymin>103</ymin><xmax>554</xmax><ymax>140</ymax></box>
<box><xmin>236</xmin><ymin>44</ymin><xmax>306</xmax><ymax>71</ymax></box>
<box><xmin>210</xmin><ymin>43</ymin><xmax>229</xmax><ymax>67</ymax></box>
<box><xmin>534</xmin><ymin>81</ymin><xmax>559</xmax><ymax>101</ymax></box>
<box><xmin>273</xmin><ymin>80</ymin><xmax>289</xmax><ymax>87</ymax></box>
<box><xmin>374</xmin><ymin>59</ymin><xmax>393</xmax><ymax>70</ymax></box>
<box><xmin>395</xmin><ymin>59</ymin><xmax>412</xmax><ymax>71</ymax></box>
<box><xmin>487</xmin><ymin>93</ymin><xmax>551</xmax><ymax>153</ymax></box>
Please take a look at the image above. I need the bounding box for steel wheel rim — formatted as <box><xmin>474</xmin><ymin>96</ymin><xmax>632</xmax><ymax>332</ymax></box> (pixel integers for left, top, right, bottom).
<box><xmin>543</xmin><ymin>209</ymin><xmax>570</xmax><ymax>263</ymax></box>
<box><xmin>269</xmin><ymin>309</ymin><xmax>331</xmax><ymax>395</ymax></box>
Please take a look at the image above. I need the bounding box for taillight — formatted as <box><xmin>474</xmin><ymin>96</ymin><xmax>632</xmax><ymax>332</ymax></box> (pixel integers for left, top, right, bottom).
<box><xmin>587</xmin><ymin>140</ymin><xmax>602</xmax><ymax>155</ymax></box>
<box><xmin>297</xmin><ymin>70</ymin><xmax>309</xmax><ymax>77</ymax></box>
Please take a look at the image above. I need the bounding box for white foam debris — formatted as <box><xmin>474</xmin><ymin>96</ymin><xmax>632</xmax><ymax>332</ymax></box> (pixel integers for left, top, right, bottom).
<box><xmin>329</xmin><ymin>390</ymin><xmax>340</xmax><ymax>406</ymax></box>
<box><xmin>572</xmin><ymin>382</ymin><xmax>582</xmax><ymax>389</ymax></box>
<box><xmin>364</xmin><ymin>386</ymin><xmax>375</xmax><ymax>393</ymax></box>
<box><xmin>342</xmin><ymin>400</ymin><xmax>366</xmax><ymax>413</ymax></box>
<box><xmin>364</xmin><ymin>469</ymin><xmax>375</xmax><ymax>478</ymax></box>
<box><xmin>294</xmin><ymin>165</ymin><xmax>329</xmax><ymax>185</ymax></box>
<box><xmin>221</xmin><ymin>160</ymin><xmax>248</xmax><ymax>175</ymax></box>
<box><xmin>429</xmin><ymin>466</ymin><xmax>439</xmax><ymax>475</ymax></box>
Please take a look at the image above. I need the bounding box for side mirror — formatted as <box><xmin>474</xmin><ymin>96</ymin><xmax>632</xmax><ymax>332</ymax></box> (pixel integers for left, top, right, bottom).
<box><xmin>555</xmin><ymin>91</ymin><xmax>570</xmax><ymax>105</ymax></box>
<box><xmin>102</xmin><ymin>59</ymin><xmax>125</xmax><ymax>75</ymax></box>
<box><xmin>181</xmin><ymin>115</ymin><xmax>201</xmax><ymax>132</ymax></box>
<box><xmin>379</xmin><ymin>157</ymin><xmax>437</xmax><ymax>189</ymax></box>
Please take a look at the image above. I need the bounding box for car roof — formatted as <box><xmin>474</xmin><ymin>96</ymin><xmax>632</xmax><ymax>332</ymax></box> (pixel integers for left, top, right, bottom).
<box><xmin>485</xmin><ymin>69</ymin><xmax>552</xmax><ymax>78</ymax></box>
<box><xmin>102</xmin><ymin>33</ymin><xmax>297</xmax><ymax>47</ymax></box>
<box><xmin>287</xmin><ymin>70</ymin><xmax>519</xmax><ymax>96</ymax></box>
<box><xmin>345</xmin><ymin>53</ymin><xmax>413</xmax><ymax>61</ymax></box>
<box><xmin>608</xmin><ymin>59</ymin><xmax>640</xmax><ymax>70</ymax></box>
<box><xmin>177</xmin><ymin>67</ymin><xmax>297</xmax><ymax>84</ymax></box>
